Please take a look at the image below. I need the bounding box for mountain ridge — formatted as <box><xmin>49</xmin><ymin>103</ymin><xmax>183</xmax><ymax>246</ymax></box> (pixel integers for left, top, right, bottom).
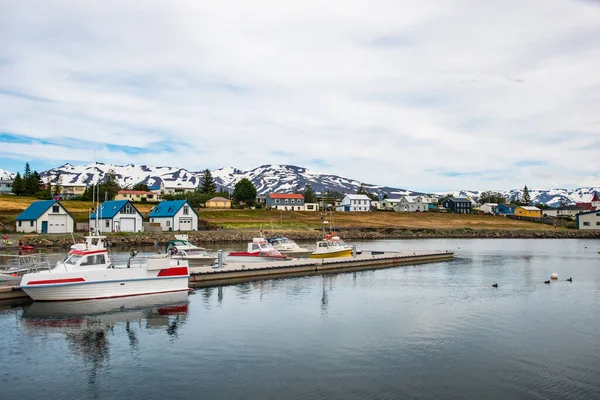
<box><xmin>0</xmin><ymin>163</ymin><xmax>598</xmax><ymax>206</ymax></box>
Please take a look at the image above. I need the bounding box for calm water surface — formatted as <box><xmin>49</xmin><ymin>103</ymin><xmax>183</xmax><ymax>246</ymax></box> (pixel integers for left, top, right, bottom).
<box><xmin>1</xmin><ymin>238</ymin><xmax>599</xmax><ymax>400</ymax></box>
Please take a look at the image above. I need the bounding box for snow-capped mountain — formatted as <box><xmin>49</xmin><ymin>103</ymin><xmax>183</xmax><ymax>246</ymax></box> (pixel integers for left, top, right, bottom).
<box><xmin>440</xmin><ymin>187</ymin><xmax>599</xmax><ymax>207</ymax></box>
<box><xmin>0</xmin><ymin>168</ymin><xmax>15</xmax><ymax>181</ymax></box>
<box><xmin>3</xmin><ymin>162</ymin><xmax>598</xmax><ymax>206</ymax></box>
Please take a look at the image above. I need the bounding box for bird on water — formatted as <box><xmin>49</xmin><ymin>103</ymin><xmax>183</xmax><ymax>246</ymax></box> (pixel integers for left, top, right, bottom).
<box><xmin>567</xmin><ymin>277</ymin><xmax>573</xmax><ymax>282</ymax></box>
<box><xmin>544</xmin><ymin>280</ymin><xmax>550</xmax><ymax>284</ymax></box>
<box><xmin>492</xmin><ymin>283</ymin><xmax>498</xmax><ymax>288</ymax></box>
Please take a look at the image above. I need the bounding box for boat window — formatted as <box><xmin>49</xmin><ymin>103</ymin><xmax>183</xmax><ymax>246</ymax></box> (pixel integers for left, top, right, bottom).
<box><xmin>79</xmin><ymin>254</ymin><xmax>106</xmax><ymax>266</ymax></box>
<box><xmin>65</xmin><ymin>254</ymin><xmax>82</xmax><ymax>265</ymax></box>
<box><xmin>319</xmin><ymin>242</ymin><xmax>327</xmax><ymax>248</ymax></box>
<box><xmin>252</xmin><ymin>244</ymin><xmax>259</xmax><ymax>250</ymax></box>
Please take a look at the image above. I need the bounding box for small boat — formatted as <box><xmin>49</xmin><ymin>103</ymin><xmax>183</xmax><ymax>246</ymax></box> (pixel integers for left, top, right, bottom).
<box><xmin>20</xmin><ymin>235</ymin><xmax>190</xmax><ymax>301</ymax></box>
<box><xmin>165</xmin><ymin>235</ymin><xmax>216</xmax><ymax>266</ymax></box>
<box><xmin>267</xmin><ymin>237</ymin><xmax>312</xmax><ymax>258</ymax></box>
<box><xmin>228</xmin><ymin>237</ymin><xmax>287</xmax><ymax>263</ymax></box>
<box><xmin>20</xmin><ymin>245</ymin><xmax>35</xmax><ymax>252</ymax></box>
<box><xmin>0</xmin><ymin>253</ymin><xmax>52</xmax><ymax>286</ymax></box>
<box><xmin>309</xmin><ymin>234</ymin><xmax>354</xmax><ymax>259</ymax></box>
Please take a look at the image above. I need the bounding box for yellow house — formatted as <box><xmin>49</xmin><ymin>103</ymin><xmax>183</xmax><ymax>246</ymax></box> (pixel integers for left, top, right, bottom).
<box><xmin>206</xmin><ymin>196</ymin><xmax>231</xmax><ymax>209</ymax></box>
<box><xmin>115</xmin><ymin>190</ymin><xmax>161</xmax><ymax>203</ymax></box>
<box><xmin>514</xmin><ymin>206</ymin><xmax>542</xmax><ymax>218</ymax></box>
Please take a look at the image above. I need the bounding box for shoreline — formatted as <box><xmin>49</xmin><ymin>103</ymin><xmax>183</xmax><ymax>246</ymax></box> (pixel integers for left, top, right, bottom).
<box><xmin>3</xmin><ymin>228</ymin><xmax>599</xmax><ymax>250</ymax></box>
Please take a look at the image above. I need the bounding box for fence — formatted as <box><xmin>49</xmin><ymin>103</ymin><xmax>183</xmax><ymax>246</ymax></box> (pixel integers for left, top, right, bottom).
<box><xmin>505</xmin><ymin>214</ymin><xmax>567</xmax><ymax>227</ymax></box>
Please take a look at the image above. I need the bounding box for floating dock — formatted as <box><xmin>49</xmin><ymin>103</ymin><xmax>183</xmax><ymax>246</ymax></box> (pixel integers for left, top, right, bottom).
<box><xmin>188</xmin><ymin>250</ymin><xmax>453</xmax><ymax>288</ymax></box>
<box><xmin>0</xmin><ymin>250</ymin><xmax>453</xmax><ymax>302</ymax></box>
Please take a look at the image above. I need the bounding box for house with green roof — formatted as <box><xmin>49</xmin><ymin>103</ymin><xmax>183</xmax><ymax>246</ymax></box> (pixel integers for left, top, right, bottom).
<box><xmin>89</xmin><ymin>200</ymin><xmax>144</xmax><ymax>233</ymax></box>
<box><xmin>149</xmin><ymin>200</ymin><xmax>198</xmax><ymax>231</ymax></box>
<box><xmin>15</xmin><ymin>200</ymin><xmax>74</xmax><ymax>234</ymax></box>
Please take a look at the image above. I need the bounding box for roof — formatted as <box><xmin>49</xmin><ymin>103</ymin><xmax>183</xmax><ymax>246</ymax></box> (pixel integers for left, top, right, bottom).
<box><xmin>575</xmin><ymin>202</ymin><xmax>594</xmax><ymax>211</ymax></box>
<box><xmin>498</xmin><ymin>203</ymin><xmax>517</xmax><ymax>209</ymax></box>
<box><xmin>150</xmin><ymin>200</ymin><xmax>197</xmax><ymax>217</ymax></box>
<box><xmin>207</xmin><ymin>197</ymin><xmax>230</xmax><ymax>202</ymax></box>
<box><xmin>481</xmin><ymin>203</ymin><xmax>499</xmax><ymax>206</ymax></box>
<box><xmin>118</xmin><ymin>190</ymin><xmax>155</xmax><ymax>195</ymax></box>
<box><xmin>345</xmin><ymin>194</ymin><xmax>371</xmax><ymax>200</ymax></box>
<box><xmin>518</xmin><ymin>206</ymin><xmax>540</xmax><ymax>211</ymax></box>
<box><xmin>446</xmin><ymin>197</ymin><xmax>471</xmax><ymax>203</ymax></box>
<box><xmin>90</xmin><ymin>200</ymin><xmax>140</xmax><ymax>219</ymax></box>
<box><xmin>16</xmin><ymin>200</ymin><xmax>62</xmax><ymax>221</ymax></box>
<box><xmin>268</xmin><ymin>193</ymin><xmax>304</xmax><ymax>199</ymax></box>
<box><xmin>576</xmin><ymin>208</ymin><xmax>600</xmax><ymax>216</ymax></box>
<box><xmin>147</xmin><ymin>185</ymin><xmax>162</xmax><ymax>191</ymax></box>
<box><xmin>592</xmin><ymin>192</ymin><xmax>599</xmax><ymax>202</ymax></box>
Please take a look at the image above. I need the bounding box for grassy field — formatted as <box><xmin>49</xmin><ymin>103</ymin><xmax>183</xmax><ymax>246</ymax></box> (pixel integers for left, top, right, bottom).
<box><xmin>0</xmin><ymin>195</ymin><xmax>561</xmax><ymax>231</ymax></box>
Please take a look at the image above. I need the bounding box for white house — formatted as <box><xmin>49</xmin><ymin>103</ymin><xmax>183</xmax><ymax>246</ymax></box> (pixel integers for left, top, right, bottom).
<box><xmin>15</xmin><ymin>200</ymin><xmax>75</xmax><ymax>234</ymax></box>
<box><xmin>393</xmin><ymin>196</ymin><xmax>428</xmax><ymax>212</ymax></box>
<box><xmin>380</xmin><ymin>198</ymin><xmax>401</xmax><ymax>210</ymax></box>
<box><xmin>479</xmin><ymin>203</ymin><xmax>498</xmax><ymax>214</ymax></box>
<box><xmin>304</xmin><ymin>203</ymin><xmax>320</xmax><ymax>211</ymax></box>
<box><xmin>337</xmin><ymin>194</ymin><xmax>371</xmax><ymax>212</ymax></box>
<box><xmin>576</xmin><ymin>209</ymin><xmax>600</xmax><ymax>230</ymax></box>
<box><xmin>149</xmin><ymin>200</ymin><xmax>198</xmax><ymax>231</ymax></box>
<box><xmin>89</xmin><ymin>200</ymin><xmax>144</xmax><ymax>233</ymax></box>
<box><xmin>163</xmin><ymin>181</ymin><xmax>196</xmax><ymax>194</ymax></box>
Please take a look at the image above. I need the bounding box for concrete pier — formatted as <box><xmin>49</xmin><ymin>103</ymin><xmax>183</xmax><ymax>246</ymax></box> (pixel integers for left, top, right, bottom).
<box><xmin>0</xmin><ymin>250</ymin><xmax>453</xmax><ymax>301</ymax></box>
<box><xmin>189</xmin><ymin>250</ymin><xmax>453</xmax><ymax>288</ymax></box>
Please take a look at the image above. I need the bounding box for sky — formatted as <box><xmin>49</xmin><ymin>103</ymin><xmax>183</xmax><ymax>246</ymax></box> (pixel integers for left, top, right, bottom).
<box><xmin>1</xmin><ymin>0</ymin><xmax>599</xmax><ymax>192</ymax></box>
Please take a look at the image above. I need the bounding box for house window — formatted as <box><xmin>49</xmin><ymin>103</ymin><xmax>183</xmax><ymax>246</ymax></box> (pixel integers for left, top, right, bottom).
<box><xmin>30</xmin><ymin>221</ymin><xmax>34</xmax><ymax>227</ymax></box>
<box><xmin>166</xmin><ymin>221</ymin><xmax>171</xmax><ymax>227</ymax></box>
<box><xmin>18</xmin><ymin>221</ymin><xmax>22</xmax><ymax>227</ymax></box>
<box><xmin>275</xmin><ymin>199</ymin><xmax>280</xmax><ymax>204</ymax></box>
<box><xmin>583</xmin><ymin>222</ymin><xmax>590</xmax><ymax>226</ymax></box>
<box><xmin>183</xmin><ymin>205</ymin><xmax>189</xmax><ymax>215</ymax></box>
<box><xmin>123</xmin><ymin>204</ymin><xmax>133</xmax><ymax>214</ymax></box>
<box><xmin>596</xmin><ymin>221</ymin><xmax>600</xmax><ymax>226</ymax></box>
<box><xmin>105</xmin><ymin>220</ymin><xmax>110</xmax><ymax>228</ymax></box>
<box><xmin>285</xmin><ymin>199</ymin><xmax>289</xmax><ymax>204</ymax></box>
<box><xmin>52</xmin><ymin>205</ymin><xmax>59</xmax><ymax>213</ymax></box>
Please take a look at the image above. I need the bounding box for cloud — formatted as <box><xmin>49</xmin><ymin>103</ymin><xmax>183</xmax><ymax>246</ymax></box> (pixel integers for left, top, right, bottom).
<box><xmin>1</xmin><ymin>0</ymin><xmax>599</xmax><ymax>192</ymax></box>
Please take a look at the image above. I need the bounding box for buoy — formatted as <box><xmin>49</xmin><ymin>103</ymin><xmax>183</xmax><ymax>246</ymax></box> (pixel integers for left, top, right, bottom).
<box><xmin>550</xmin><ymin>273</ymin><xmax>558</xmax><ymax>280</ymax></box>
<box><xmin>492</xmin><ymin>283</ymin><xmax>498</xmax><ymax>288</ymax></box>
<box><xmin>544</xmin><ymin>280</ymin><xmax>550</xmax><ymax>284</ymax></box>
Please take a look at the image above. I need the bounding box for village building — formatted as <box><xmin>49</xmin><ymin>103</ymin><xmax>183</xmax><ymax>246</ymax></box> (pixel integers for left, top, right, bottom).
<box><xmin>542</xmin><ymin>205</ymin><xmax>586</xmax><ymax>218</ymax></box>
<box><xmin>265</xmin><ymin>193</ymin><xmax>305</xmax><ymax>211</ymax></box>
<box><xmin>514</xmin><ymin>206</ymin><xmax>542</xmax><ymax>218</ymax></box>
<box><xmin>479</xmin><ymin>203</ymin><xmax>499</xmax><ymax>214</ymax></box>
<box><xmin>380</xmin><ymin>198</ymin><xmax>401</xmax><ymax>211</ymax></box>
<box><xmin>206</xmin><ymin>196</ymin><xmax>231</xmax><ymax>209</ymax></box>
<box><xmin>89</xmin><ymin>200</ymin><xmax>144</xmax><ymax>233</ymax></box>
<box><xmin>149</xmin><ymin>200</ymin><xmax>198</xmax><ymax>231</ymax></box>
<box><xmin>575</xmin><ymin>192</ymin><xmax>600</xmax><ymax>211</ymax></box>
<box><xmin>576</xmin><ymin>209</ymin><xmax>600</xmax><ymax>230</ymax></box>
<box><xmin>393</xmin><ymin>196</ymin><xmax>428</xmax><ymax>212</ymax></box>
<box><xmin>495</xmin><ymin>204</ymin><xmax>517</xmax><ymax>215</ymax></box>
<box><xmin>440</xmin><ymin>198</ymin><xmax>472</xmax><ymax>214</ymax></box>
<box><xmin>15</xmin><ymin>200</ymin><xmax>75</xmax><ymax>234</ymax></box>
<box><xmin>163</xmin><ymin>181</ymin><xmax>196</xmax><ymax>194</ymax></box>
<box><xmin>116</xmin><ymin>190</ymin><xmax>161</xmax><ymax>203</ymax></box>
<box><xmin>0</xmin><ymin>177</ymin><xmax>13</xmax><ymax>194</ymax></box>
<box><xmin>337</xmin><ymin>194</ymin><xmax>371</xmax><ymax>212</ymax></box>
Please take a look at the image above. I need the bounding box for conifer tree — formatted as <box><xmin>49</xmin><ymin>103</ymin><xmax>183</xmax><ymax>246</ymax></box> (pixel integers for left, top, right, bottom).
<box><xmin>522</xmin><ymin>185</ymin><xmax>531</xmax><ymax>206</ymax></box>
<box><xmin>11</xmin><ymin>172</ymin><xmax>24</xmax><ymax>195</ymax></box>
<box><xmin>200</xmin><ymin>169</ymin><xmax>217</xmax><ymax>194</ymax></box>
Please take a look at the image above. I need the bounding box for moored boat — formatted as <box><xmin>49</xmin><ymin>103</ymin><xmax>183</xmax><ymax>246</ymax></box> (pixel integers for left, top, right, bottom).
<box><xmin>228</xmin><ymin>237</ymin><xmax>287</xmax><ymax>263</ymax></box>
<box><xmin>267</xmin><ymin>237</ymin><xmax>312</xmax><ymax>258</ymax></box>
<box><xmin>165</xmin><ymin>235</ymin><xmax>216</xmax><ymax>266</ymax></box>
<box><xmin>20</xmin><ymin>236</ymin><xmax>190</xmax><ymax>301</ymax></box>
<box><xmin>309</xmin><ymin>234</ymin><xmax>354</xmax><ymax>259</ymax></box>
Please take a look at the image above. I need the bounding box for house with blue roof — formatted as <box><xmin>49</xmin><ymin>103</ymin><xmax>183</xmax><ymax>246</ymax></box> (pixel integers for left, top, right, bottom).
<box><xmin>495</xmin><ymin>203</ymin><xmax>517</xmax><ymax>215</ymax></box>
<box><xmin>149</xmin><ymin>200</ymin><xmax>198</xmax><ymax>231</ymax></box>
<box><xmin>15</xmin><ymin>200</ymin><xmax>74</xmax><ymax>234</ymax></box>
<box><xmin>89</xmin><ymin>200</ymin><xmax>144</xmax><ymax>233</ymax></box>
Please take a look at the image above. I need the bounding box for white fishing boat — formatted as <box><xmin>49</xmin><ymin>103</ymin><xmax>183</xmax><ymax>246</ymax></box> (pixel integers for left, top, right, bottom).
<box><xmin>0</xmin><ymin>253</ymin><xmax>52</xmax><ymax>286</ymax></box>
<box><xmin>165</xmin><ymin>235</ymin><xmax>216</xmax><ymax>266</ymax></box>
<box><xmin>19</xmin><ymin>236</ymin><xmax>190</xmax><ymax>301</ymax></box>
<box><xmin>266</xmin><ymin>237</ymin><xmax>312</xmax><ymax>258</ymax></box>
<box><xmin>228</xmin><ymin>237</ymin><xmax>287</xmax><ymax>263</ymax></box>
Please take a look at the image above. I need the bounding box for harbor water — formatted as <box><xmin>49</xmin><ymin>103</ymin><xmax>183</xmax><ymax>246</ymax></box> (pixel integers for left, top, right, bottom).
<box><xmin>1</xmin><ymin>238</ymin><xmax>599</xmax><ymax>400</ymax></box>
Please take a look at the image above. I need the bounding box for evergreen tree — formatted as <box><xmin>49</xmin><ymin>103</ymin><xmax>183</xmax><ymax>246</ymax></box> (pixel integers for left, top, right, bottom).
<box><xmin>200</xmin><ymin>169</ymin><xmax>217</xmax><ymax>194</ymax></box>
<box><xmin>303</xmin><ymin>184</ymin><xmax>316</xmax><ymax>203</ymax></box>
<box><xmin>132</xmin><ymin>183</ymin><xmax>149</xmax><ymax>191</ymax></box>
<box><xmin>357</xmin><ymin>184</ymin><xmax>369</xmax><ymax>195</ymax></box>
<box><xmin>11</xmin><ymin>172</ymin><xmax>24</xmax><ymax>195</ymax></box>
<box><xmin>98</xmin><ymin>169</ymin><xmax>120</xmax><ymax>201</ymax></box>
<box><xmin>24</xmin><ymin>170</ymin><xmax>41</xmax><ymax>196</ymax></box>
<box><xmin>232</xmin><ymin>178</ymin><xmax>257</xmax><ymax>206</ymax></box>
<box><xmin>522</xmin><ymin>185</ymin><xmax>531</xmax><ymax>206</ymax></box>
<box><xmin>51</xmin><ymin>171</ymin><xmax>63</xmax><ymax>197</ymax></box>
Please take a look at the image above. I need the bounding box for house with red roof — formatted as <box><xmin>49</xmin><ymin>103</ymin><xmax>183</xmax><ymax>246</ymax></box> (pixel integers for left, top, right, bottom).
<box><xmin>266</xmin><ymin>193</ymin><xmax>305</xmax><ymax>211</ymax></box>
<box><xmin>575</xmin><ymin>191</ymin><xmax>599</xmax><ymax>211</ymax></box>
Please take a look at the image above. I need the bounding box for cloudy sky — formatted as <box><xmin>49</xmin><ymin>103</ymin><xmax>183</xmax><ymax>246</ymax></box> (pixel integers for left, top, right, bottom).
<box><xmin>1</xmin><ymin>0</ymin><xmax>599</xmax><ymax>192</ymax></box>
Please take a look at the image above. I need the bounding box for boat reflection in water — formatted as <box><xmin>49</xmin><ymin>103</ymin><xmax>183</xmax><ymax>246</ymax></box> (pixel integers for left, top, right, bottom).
<box><xmin>22</xmin><ymin>291</ymin><xmax>190</xmax><ymax>335</ymax></box>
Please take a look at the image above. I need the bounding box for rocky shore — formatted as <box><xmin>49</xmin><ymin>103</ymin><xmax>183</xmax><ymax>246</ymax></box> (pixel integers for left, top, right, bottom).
<box><xmin>4</xmin><ymin>228</ymin><xmax>600</xmax><ymax>250</ymax></box>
